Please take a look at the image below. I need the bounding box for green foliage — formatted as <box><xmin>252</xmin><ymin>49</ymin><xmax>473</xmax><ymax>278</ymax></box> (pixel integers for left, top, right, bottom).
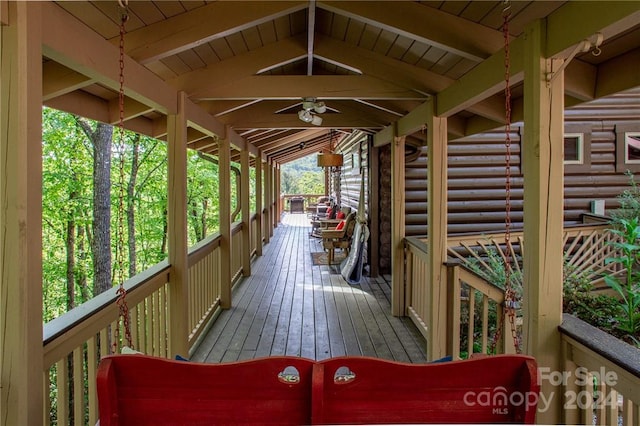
<box><xmin>611</xmin><ymin>171</ymin><xmax>640</xmax><ymax>222</ymax></box>
<box><xmin>464</xmin><ymin>247</ymin><xmax>522</xmax><ymax>298</ymax></box>
<box><xmin>281</xmin><ymin>154</ymin><xmax>324</xmax><ymax>195</ymax></box>
<box><xmin>460</xmin><ymin>246</ymin><xmax>522</xmax><ymax>356</ymax></box>
<box><xmin>563</xmin><ymin>263</ymin><xmax>621</xmax><ymax>333</ymax></box>
<box><xmin>42</xmin><ymin>108</ymin><xmax>171</xmax><ymax>320</ymax></box>
<box><xmin>604</xmin><ymin>217</ymin><xmax>640</xmax><ymax>339</ymax></box>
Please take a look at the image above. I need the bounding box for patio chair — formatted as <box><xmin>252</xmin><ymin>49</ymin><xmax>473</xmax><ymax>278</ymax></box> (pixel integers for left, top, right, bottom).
<box><xmin>321</xmin><ymin>211</ymin><xmax>357</xmax><ymax>264</ymax></box>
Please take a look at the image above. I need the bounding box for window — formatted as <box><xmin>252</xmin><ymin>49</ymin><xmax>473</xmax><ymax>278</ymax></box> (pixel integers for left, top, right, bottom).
<box><xmin>615</xmin><ymin>124</ymin><xmax>640</xmax><ymax>173</ymax></box>
<box><xmin>624</xmin><ymin>132</ymin><xmax>640</xmax><ymax>164</ymax></box>
<box><xmin>564</xmin><ymin>125</ymin><xmax>591</xmax><ymax>173</ymax></box>
<box><xmin>564</xmin><ymin>133</ymin><xmax>584</xmax><ymax>165</ymax></box>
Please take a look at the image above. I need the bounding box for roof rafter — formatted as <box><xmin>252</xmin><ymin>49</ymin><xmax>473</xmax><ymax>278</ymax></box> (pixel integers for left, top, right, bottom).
<box><xmin>192</xmin><ymin>75</ymin><xmax>427</xmax><ymax>101</ymax></box>
<box><xmin>317</xmin><ymin>0</ymin><xmax>504</xmax><ymax>62</ymax></box>
<box><xmin>115</xmin><ymin>1</ymin><xmax>307</xmax><ymax>64</ymax></box>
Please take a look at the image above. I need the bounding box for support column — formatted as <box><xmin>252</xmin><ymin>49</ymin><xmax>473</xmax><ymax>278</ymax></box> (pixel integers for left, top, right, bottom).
<box><xmin>240</xmin><ymin>149</ymin><xmax>251</xmax><ymax>276</ymax></box>
<box><xmin>391</xmin><ymin>133</ymin><xmax>406</xmax><ymax>316</ymax></box>
<box><xmin>263</xmin><ymin>160</ymin><xmax>271</xmax><ymax>244</ymax></box>
<box><xmin>0</xmin><ymin>3</ymin><xmax>43</xmax><ymax>424</ymax></box>
<box><xmin>369</xmin><ymin>142</ymin><xmax>380</xmax><ymax>278</ymax></box>
<box><xmin>274</xmin><ymin>164</ymin><xmax>280</xmax><ymax>227</ymax></box>
<box><xmin>426</xmin><ymin>98</ymin><xmax>448</xmax><ymax>361</ymax></box>
<box><xmin>255</xmin><ymin>154</ymin><xmax>263</xmax><ymax>255</ymax></box>
<box><xmin>522</xmin><ymin>19</ymin><xmax>564</xmax><ymax>424</ymax></box>
<box><xmin>167</xmin><ymin>92</ymin><xmax>189</xmax><ymax>357</ymax></box>
<box><xmin>219</xmin><ymin>128</ymin><xmax>232</xmax><ymax>308</ymax></box>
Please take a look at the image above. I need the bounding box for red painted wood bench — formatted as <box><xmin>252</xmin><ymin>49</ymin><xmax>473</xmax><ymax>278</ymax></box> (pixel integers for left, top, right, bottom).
<box><xmin>97</xmin><ymin>354</ymin><xmax>539</xmax><ymax>425</ymax></box>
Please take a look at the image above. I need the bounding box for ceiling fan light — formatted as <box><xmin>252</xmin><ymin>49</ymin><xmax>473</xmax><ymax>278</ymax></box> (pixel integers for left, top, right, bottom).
<box><xmin>302</xmin><ymin>99</ymin><xmax>315</xmax><ymax>110</ymax></box>
<box><xmin>311</xmin><ymin>115</ymin><xmax>323</xmax><ymax>126</ymax></box>
<box><xmin>298</xmin><ymin>109</ymin><xmax>313</xmax><ymax>123</ymax></box>
<box><xmin>313</xmin><ymin>101</ymin><xmax>326</xmax><ymax>114</ymax></box>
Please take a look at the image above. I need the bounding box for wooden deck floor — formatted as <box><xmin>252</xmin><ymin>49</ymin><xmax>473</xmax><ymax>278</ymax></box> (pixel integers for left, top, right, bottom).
<box><xmin>191</xmin><ymin>213</ymin><xmax>427</xmax><ymax>363</ymax></box>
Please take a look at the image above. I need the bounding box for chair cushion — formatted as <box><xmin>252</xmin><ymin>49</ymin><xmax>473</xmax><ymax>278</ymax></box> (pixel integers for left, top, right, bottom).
<box><xmin>336</xmin><ymin>220</ymin><xmax>345</xmax><ymax>230</ymax></box>
<box><xmin>336</xmin><ymin>211</ymin><xmax>345</xmax><ymax>219</ymax></box>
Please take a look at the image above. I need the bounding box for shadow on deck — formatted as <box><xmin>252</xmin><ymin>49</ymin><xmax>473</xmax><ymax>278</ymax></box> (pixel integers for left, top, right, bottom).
<box><xmin>191</xmin><ymin>213</ymin><xmax>427</xmax><ymax>363</ymax></box>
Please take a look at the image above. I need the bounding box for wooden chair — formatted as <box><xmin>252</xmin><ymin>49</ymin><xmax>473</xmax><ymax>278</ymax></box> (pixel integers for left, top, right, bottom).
<box><xmin>321</xmin><ymin>211</ymin><xmax>357</xmax><ymax>264</ymax></box>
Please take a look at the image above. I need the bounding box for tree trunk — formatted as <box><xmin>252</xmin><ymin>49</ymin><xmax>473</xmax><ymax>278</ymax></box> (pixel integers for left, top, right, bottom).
<box><xmin>65</xmin><ymin>217</ymin><xmax>75</xmax><ymax>311</ymax></box>
<box><xmin>127</xmin><ymin>134</ymin><xmax>140</xmax><ymax>277</ymax></box>
<box><xmin>161</xmin><ymin>206</ymin><xmax>168</xmax><ymax>256</ymax></box>
<box><xmin>76</xmin><ymin>224</ymin><xmax>90</xmax><ymax>303</ymax></box>
<box><xmin>77</xmin><ymin>118</ymin><xmax>113</xmax><ymax>296</ymax></box>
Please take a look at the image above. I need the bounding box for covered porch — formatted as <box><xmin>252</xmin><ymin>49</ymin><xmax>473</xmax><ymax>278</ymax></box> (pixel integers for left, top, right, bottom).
<box><xmin>2</xmin><ymin>1</ymin><xmax>640</xmax><ymax>425</ymax></box>
<box><xmin>191</xmin><ymin>213</ymin><xmax>426</xmax><ymax>363</ymax></box>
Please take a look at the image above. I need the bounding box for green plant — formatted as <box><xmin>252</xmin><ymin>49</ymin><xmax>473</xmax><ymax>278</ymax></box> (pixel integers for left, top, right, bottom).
<box><xmin>604</xmin><ymin>217</ymin><xmax>640</xmax><ymax>337</ymax></box>
<box><xmin>611</xmin><ymin>171</ymin><xmax>640</xmax><ymax>222</ymax></box>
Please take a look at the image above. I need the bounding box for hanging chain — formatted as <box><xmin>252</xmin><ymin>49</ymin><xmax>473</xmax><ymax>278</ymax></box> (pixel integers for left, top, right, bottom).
<box><xmin>491</xmin><ymin>0</ymin><xmax>521</xmax><ymax>354</ymax></box>
<box><xmin>113</xmin><ymin>2</ymin><xmax>133</xmax><ymax>352</ymax></box>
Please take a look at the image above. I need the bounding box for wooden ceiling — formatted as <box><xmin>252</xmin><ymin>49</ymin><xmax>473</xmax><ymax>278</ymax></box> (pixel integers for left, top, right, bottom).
<box><xmin>45</xmin><ymin>1</ymin><xmax>640</xmax><ymax>164</ymax></box>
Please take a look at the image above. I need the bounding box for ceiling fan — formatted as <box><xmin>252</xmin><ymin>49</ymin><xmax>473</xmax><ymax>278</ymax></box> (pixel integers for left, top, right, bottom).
<box><xmin>298</xmin><ymin>97</ymin><xmax>326</xmax><ymax>126</ymax></box>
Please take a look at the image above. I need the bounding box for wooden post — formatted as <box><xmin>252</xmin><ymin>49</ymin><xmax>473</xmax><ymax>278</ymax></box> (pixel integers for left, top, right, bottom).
<box><xmin>167</xmin><ymin>92</ymin><xmax>189</xmax><ymax>357</ymax></box>
<box><xmin>219</xmin><ymin>127</ymin><xmax>232</xmax><ymax>309</ymax></box>
<box><xmin>369</xmin><ymin>142</ymin><xmax>380</xmax><ymax>277</ymax></box>
<box><xmin>255</xmin><ymin>154</ymin><xmax>263</xmax><ymax>255</ymax></box>
<box><xmin>0</xmin><ymin>2</ymin><xmax>44</xmax><ymax>424</ymax></box>
<box><xmin>391</xmin><ymin>132</ymin><xmax>406</xmax><ymax>316</ymax></box>
<box><xmin>240</xmin><ymin>149</ymin><xmax>251</xmax><ymax>276</ymax></box>
<box><xmin>522</xmin><ymin>19</ymin><xmax>564</xmax><ymax>424</ymax></box>
<box><xmin>274</xmin><ymin>163</ymin><xmax>280</xmax><ymax>228</ymax></box>
<box><xmin>427</xmin><ymin>98</ymin><xmax>448</xmax><ymax>361</ymax></box>
<box><xmin>263</xmin><ymin>160</ymin><xmax>271</xmax><ymax>244</ymax></box>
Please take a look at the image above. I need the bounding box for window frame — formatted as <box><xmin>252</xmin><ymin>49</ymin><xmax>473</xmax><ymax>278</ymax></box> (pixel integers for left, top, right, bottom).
<box><xmin>616</xmin><ymin>123</ymin><xmax>640</xmax><ymax>173</ymax></box>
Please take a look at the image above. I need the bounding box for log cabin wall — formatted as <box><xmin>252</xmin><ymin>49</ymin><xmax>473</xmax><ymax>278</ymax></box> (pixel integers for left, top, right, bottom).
<box><xmin>376</xmin><ymin>89</ymin><xmax>640</xmax><ymax>274</ymax></box>
<box><xmin>334</xmin><ymin>132</ymin><xmax>371</xmax><ymax>268</ymax></box>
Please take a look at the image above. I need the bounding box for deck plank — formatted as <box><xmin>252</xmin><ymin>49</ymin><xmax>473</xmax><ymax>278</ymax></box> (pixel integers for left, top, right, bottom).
<box><xmin>191</xmin><ymin>213</ymin><xmax>427</xmax><ymax>363</ymax></box>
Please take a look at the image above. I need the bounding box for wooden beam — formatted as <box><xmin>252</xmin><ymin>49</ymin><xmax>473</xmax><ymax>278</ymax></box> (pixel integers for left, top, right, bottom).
<box><xmin>167</xmin><ymin>92</ymin><xmax>189</xmax><ymax>358</ymax></box>
<box><xmin>0</xmin><ymin>2</ymin><xmax>44</xmax><ymax>424</ymax></box>
<box><xmin>229</xmin><ymin>113</ymin><xmax>387</xmax><ymax>130</ymax></box>
<box><xmin>41</xmin><ymin>2</ymin><xmax>176</xmax><ymax>114</ymax></box>
<box><xmin>426</xmin><ymin>98</ymin><xmax>448</xmax><ymax>361</ymax></box>
<box><xmin>307</xmin><ymin>0</ymin><xmax>316</xmax><ymax>75</ymax></box>
<box><xmin>373</xmin><ymin>125</ymin><xmax>394</xmax><ymax>147</ymax></box>
<box><xmin>564</xmin><ymin>59</ymin><xmax>597</xmax><ymax>101</ymax></box>
<box><xmin>240</xmin><ymin>149</ymin><xmax>251</xmax><ymax>277</ymax></box>
<box><xmin>0</xmin><ymin>0</ymin><xmax>8</xmax><ymax>25</ymax></box>
<box><xmin>117</xmin><ymin>1</ymin><xmax>306</xmax><ymax>64</ymax></box>
<box><xmin>42</xmin><ymin>61</ymin><xmax>93</xmax><ymax>101</ymax></box>
<box><xmin>219</xmin><ymin>128</ymin><xmax>232</xmax><ymax>309</ymax></box>
<box><xmin>391</xmin><ymin>132</ymin><xmax>405</xmax><ymax>317</ymax></box>
<box><xmin>263</xmin><ymin>161</ymin><xmax>272</xmax><ymax>243</ymax></box>
<box><xmin>521</xmin><ymin>20</ymin><xmax>564</xmax><ymax>424</ymax></box>
<box><xmin>255</xmin><ymin>154</ymin><xmax>263</xmax><ymax>256</ymax></box>
<box><xmin>318</xmin><ymin>1</ymin><xmax>503</xmax><ymax>62</ymax></box>
<box><xmin>437</xmin><ymin>37</ymin><xmax>525</xmax><ymax>117</ymax></box>
<box><xmin>595</xmin><ymin>47</ymin><xmax>640</xmax><ymax>99</ymax></box>
<box><xmin>192</xmin><ymin>75</ymin><xmax>427</xmax><ymax>101</ymax></box>
<box><xmin>257</xmin><ymin>129</ymin><xmax>326</xmax><ymax>152</ymax></box>
<box><xmin>44</xmin><ymin>90</ymin><xmax>109</xmax><ymax>124</ymax></box>
<box><xmin>168</xmin><ymin>36</ymin><xmax>306</xmax><ymax>96</ymax></box>
<box><xmin>437</xmin><ymin>1</ymin><xmax>640</xmax><ymax>118</ymax></box>
<box><xmin>183</xmin><ymin>97</ymin><xmax>226</xmax><ymax>140</ymax></box>
<box><xmin>108</xmin><ymin>97</ymin><xmax>154</xmax><ymax>124</ymax></box>
<box><xmin>546</xmin><ymin>1</ymin><xmax>640</xmax><ymax>58</ymax></box>
<box><xmin>314</xmin><ymin>34</ymin><xmax>452</xmax><ymax>94</ymax></box>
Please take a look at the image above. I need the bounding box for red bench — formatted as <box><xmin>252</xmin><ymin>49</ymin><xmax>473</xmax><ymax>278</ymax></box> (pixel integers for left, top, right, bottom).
<box><xmin>97</xmin><ymin>354</ymin><xmax>539</xmax><ymax>425</ymax></box>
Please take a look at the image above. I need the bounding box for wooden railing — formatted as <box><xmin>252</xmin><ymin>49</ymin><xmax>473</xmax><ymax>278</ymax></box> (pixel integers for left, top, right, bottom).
<box><xmin>281</xmin><ymin>193</ymin><xmax>326</xmax><ymax>213</ymax></box>
<box><xmin>559</xmin><ymin>314</ymin><xmax>640</xmax><ymax>426</ymax></box>
<box><xmin>446</xmin><ymin>261</ymin><xmax>516</xmax><ymax>358</ymax></box>
<box><xmin>42</xmin><ymin>222</ymin><xmax>246</xmax><ymax>425</ymax></box>
<box><xmin>405</xmin><ymin>223</ymin><xmax>618</xmax><ymax>360</ymax></box>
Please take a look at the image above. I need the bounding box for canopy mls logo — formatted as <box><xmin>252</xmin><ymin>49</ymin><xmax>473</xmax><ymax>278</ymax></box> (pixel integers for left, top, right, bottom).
<box><xmin>463</xmin><ymin>386</ymin><xmax>540</xmax><ymax>415</ymax></box>
<box><xmin>463</xmin><ymin>367</ymin><xmax>620</xmax><ymax>414</ymax></box>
